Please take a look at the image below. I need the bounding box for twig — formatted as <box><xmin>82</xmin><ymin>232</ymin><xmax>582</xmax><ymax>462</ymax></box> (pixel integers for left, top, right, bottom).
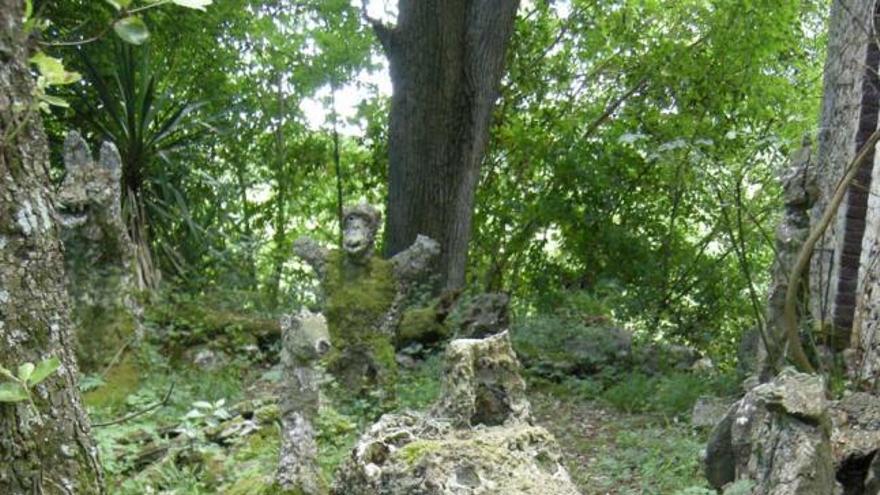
<box><xmin>93</xmin><ymin>382</ymin><xmax>175</xmax><ymax>428</ymax></box>
<box><xmin>783</xmin><ymin>128</ymin><xmax>880</xmax><ymax>374</ymax></box>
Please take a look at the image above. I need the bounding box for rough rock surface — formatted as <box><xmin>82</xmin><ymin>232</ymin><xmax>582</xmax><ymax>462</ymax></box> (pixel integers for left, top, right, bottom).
<box><xmin>57</xmin><ymin>131</ymin><xmax>141</xmax><ymax>370</ymax></box>
<box><xmin>333</xmin><ymin>332</ymin><xmax>581</xmax><ymax>495</ymax></box>
<box><xmin>758</xmin><ymin>139</ymin><xmax>817</xmax><ymax>376</ymax></box>
<box><xmin>455</xmin><ymin>293</ymin><xmax>510</xmax><ymax>339</ymax></box>
<box><xmin>705</xmin><ymin>369</ymin><xmax>836</xmax><ymax>494</ymax></box>
<box><xmin>277</xmin><ymin>310</ymin><xmax>331</xmax><ymax>494</ymax></box>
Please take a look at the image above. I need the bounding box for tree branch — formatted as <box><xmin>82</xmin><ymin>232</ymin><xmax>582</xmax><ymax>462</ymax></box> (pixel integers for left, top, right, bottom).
<box><xmin>360</xmin><ymin>0</ymin><xmax>394</xmax><ymax>54</ymax></box>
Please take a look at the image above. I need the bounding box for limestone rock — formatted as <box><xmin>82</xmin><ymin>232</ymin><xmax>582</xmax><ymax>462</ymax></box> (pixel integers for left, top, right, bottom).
<box><xmin>705</xmin><ymin>369</ymin><xmax>835</xmax><ymax>494</ymax></box>
<box><xmin>432</xmin><ymin>331</ymin><xmax>530</xmax><ymax>427</ymax></box>
<box><xmin>691</xmin><ymin>396</ymin><xmax>733</xmax><ymax>429</ymax></box>
<box><xmin>333</xmin><ymin>332</ymin><xmax>580</xmax><ymax>495</ymax></box>
<box><xmin>455</xmin><ymin>293</ymin><xmax>510</xmax><ymax>339</ymax></box>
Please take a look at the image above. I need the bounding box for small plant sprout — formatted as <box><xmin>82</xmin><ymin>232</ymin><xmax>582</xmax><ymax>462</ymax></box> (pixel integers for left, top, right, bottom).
<box><xmin>0</xmin><ymin>357</ymin><xmax>62</xmax><ymax>407</ymax></box>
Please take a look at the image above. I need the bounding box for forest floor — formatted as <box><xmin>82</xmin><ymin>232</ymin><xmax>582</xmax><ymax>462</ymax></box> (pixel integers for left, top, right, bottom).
<box><xmin>84</xmin><ymin>341</ymin><xmax>716</xmax><ymax>494</ymax></box>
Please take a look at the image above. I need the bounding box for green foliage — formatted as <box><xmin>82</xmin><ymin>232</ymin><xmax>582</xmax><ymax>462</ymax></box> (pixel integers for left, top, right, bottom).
<box><xmin>601</xmin><ymin>371</ymin><xmax>736</xmax><ymax>416</ymax></box>
<box><xmin>0</xmin><ymin>357</ymin><xmax>61</xmax><ymax>404</ymax></box>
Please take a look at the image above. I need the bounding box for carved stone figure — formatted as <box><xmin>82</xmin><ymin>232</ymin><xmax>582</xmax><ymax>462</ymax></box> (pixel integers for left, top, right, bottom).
<box><xmin>332</xmin><ymin>332</ymin><xmax>581</xmax><ymax>495</ymax></box>
<box><xmin>293</xmin><ymin>203</ymin><xmax>439</xmax><ymax>402</ymax></box>
<box><xmin>56</xmin><ymin>131</ymin><xmax>141</xmax><ymax>370</ymax></box>
<box><xmin>277</xmin><ymin>310</ymin><xmax>331</xmax><ymax>495</ymax></box>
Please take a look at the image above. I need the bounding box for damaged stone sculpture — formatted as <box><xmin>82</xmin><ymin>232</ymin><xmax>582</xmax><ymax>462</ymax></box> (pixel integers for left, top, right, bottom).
<box><xmin>57</xmin><ymin>130</ymin><xmax>142</xmax><ymax>370</ymax></box>
<box><xmin>277</xmin><ymin>310</ymin><xmax>332</xmax><ymax>494</ymax></box>
<box><xmin>293</xmin><ymin>203</ymin><xmax>439</xmax><ymax>403</ymax></box>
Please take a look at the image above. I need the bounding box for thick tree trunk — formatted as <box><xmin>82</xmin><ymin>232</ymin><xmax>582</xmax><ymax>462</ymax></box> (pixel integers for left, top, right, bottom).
<box><xmin>378</xmin><ymin>0</ymin><xmax>519</xmax><ymax>289</ymax></box>
<box><xmin>0</xmin><ymin>2</ymin><xmax>104</xmax><ymax>493</ymax></box>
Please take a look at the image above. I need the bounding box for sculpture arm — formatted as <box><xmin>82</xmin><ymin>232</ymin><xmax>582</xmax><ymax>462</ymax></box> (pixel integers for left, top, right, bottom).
<box><xmin>293</xmin><ymin>237</ymin><xmax>330</xmax><ymax>280</ymax></box>
<box><xmin>390</xmin><ymin>234</ymin><xmax>440</xmax><ymax>283</ymax></box>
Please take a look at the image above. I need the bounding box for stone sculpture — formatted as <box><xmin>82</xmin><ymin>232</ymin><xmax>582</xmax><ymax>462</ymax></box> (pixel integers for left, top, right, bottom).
<box><xmin>57</xmin><ymin>130</ymin><xmax>141</xmax><ymax>370</ymax></box>
<box><xmin>277</xmin><ymin>310</ymin><xmax>331</xmax><ymax>494</ymax></box>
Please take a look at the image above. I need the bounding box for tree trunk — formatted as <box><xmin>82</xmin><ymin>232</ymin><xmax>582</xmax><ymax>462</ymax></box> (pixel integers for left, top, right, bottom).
<box><xmin>0</xmin><ymin>1</ymin><xmax>104</xmax><ymax>493</ymax></box>
<box><xmin>377</xmin><ymin>0</ymin><xmax>520</xmax><ymax>289</ymax></box>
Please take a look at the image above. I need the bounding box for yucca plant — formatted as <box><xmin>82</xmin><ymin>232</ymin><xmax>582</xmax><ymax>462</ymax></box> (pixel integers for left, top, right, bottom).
<box><xmin>76</xmin><ymin>43</ymin><xmax>209</xmax><ymax>290</ymax></box>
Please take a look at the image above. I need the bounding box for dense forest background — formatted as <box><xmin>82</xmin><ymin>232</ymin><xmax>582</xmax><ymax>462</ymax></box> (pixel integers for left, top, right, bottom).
<box><xmin>1</xmin><ymin>0</ymin><xmax>853</xmax><ymax>493</ymax></box>
<box><xmin>37</xmin><ymin>0</ymin><xmax>827</xmax><ymax>361</ymax></box>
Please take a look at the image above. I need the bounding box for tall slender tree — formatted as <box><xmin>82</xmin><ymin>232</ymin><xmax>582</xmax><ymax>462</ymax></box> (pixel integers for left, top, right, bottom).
<box><xmin>369</xmin><ymin>0</ymin><xmax>520</xmax><ymax>289</ymax></box>
<box><xmin>0</xmin><ymin>1</ymin><xmax>104</xmax><ymax>492</ymax></box>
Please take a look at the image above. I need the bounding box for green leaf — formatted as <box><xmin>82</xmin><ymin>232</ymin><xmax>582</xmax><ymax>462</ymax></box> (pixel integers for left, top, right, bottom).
<box><xmin>0</xmin><ymin>383</ymin><xmax>28</xmax><ymax>403</ymax></box>
<box><xmin>105</xmin><ymin>0</ymin><xmax>133</xmax><ymax>10</ymax></box>
<box><xmin>0</xmin><ymin>365</ymin><xmax>14</xmax><ymax>381</ymax></box>
<box><xmin>28</xmin><ymin>357</ymin><xmax>60</xmax><ymax>386</ymax></box>
<box><xmin>114</xmin><ymin>16</ymin><xmax>150</xmax><ymax>45</ymax></box>
<box><xmin>17</xmin><ymin>363</ymin><xmax>34</xmax><ymax>382</ymax></box>
<box><xmin>29</xmin><ymin>52</ymin><xmax>81</xmax><ymax>86</ymax></box>
<box><xmin>172</xmin><ymin>0</ymin><xmax>213</xmax><ymax>10</ymax></box>
<box><xmin>39</xmin><ymin>94</ymin><xmax>70</xmax><ymax>108</ymax></box>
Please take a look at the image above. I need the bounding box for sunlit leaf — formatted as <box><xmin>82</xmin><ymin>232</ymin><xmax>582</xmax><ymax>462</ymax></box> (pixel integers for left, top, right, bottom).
<box><xmin>171</xmin><ymin>0</ymin><xmax>213</xmax><ymax>11</ymax></box>
<box><xmin>0</xmin><ymin>383</ymin><xmax>28</xmax><ymax>403</ymax></box>
<box><xmin>29</xmin><ymin>52</ymin><xmax>81</xmax><ymax>86</ymax></box>
<box><xmin>114</xmin><ymin>16</ymin><xmax>150</xmax><ymax>45</ymax></box>
<box><xmin>28</xmin><ymin>357</ymin><xmax>61</xmax><ymax>386</ymax></box>
<box><xmin>17</xmin><ymin>363</ymin><xmax>34</xmax><ymax>382</ymax></box>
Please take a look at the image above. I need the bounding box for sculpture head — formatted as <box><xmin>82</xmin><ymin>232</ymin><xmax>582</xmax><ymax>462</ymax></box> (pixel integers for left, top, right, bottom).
<box><xmin>280</xmin><ymin>310</ymin><xmax>331</xmax><ymax>363</ymax></box>
<box><xmin>57</xmin><ymin>131</ymin><xmax>123</xmax><ymax>228</ymax></box>
<box><xmin>342</xmin><ymin>203</ymin><xmax>381</xmax><ymax>261</ymax></box>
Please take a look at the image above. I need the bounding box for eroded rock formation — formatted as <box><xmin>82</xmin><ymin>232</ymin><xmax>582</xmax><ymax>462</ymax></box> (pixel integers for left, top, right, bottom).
<box><xmin>57</xmin><ymin>130</ymin><xmax>141</xmax><ymax>370</ymax></box>
<box><xmin>705</xmin><ymin>369</ymin><xmax>836</xmax><ymax>494</ymax></box>
<box><xmin>332</xmin><ymin>331</ymin><xmax>581</xmax><ymax>495</ymax></box>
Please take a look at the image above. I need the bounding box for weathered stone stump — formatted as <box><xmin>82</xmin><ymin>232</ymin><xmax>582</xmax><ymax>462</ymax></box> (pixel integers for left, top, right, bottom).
<box><xmin>705</xmin><ymin>369</ymin><xmax>836</xmax><ymax>494</ymax></box>
<box><xmin>332</xmin><ymin>331</ymin><xmax>581</xmax><ymax>495</ymax></box>
<box><xmin>277</xmin><ymin>310</ymin><xmax>331</xmax><ymax>494</ymax></box>
<box><xmin>294</xmin><ymin>204</ymin><xmax>439</xmax><ymax>402</ymax></box>
<box><xmin>57</xmin><ymin>131</ymin><xmax>141</xmax><ymax>370</ymax></box>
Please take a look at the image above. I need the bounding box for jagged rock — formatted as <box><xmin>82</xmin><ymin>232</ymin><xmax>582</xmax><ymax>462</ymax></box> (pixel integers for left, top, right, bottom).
<box><xmin>431</xmin><ymin>332</ymin><xmax>530</xmax><ymax>427</ymax></box>
<box><xmin>57</xmin><ymin>131</ymin><xmax>142</xmax><ymax>370</ymax></box>
<box><xmin>455</xmin><ymin>293</ymin><xmax>510</xmax><ymax>339</ymax></box>
<box><xmin>704</xmin><ymin>369</ymin><xmax>836</xmax><ymax>494</ymax></box>
<box><xmin>333</xmin><ymin>332</ymin><xmax>581</xmax><ymax>495</ymax></box>
<box><xmin>277</xmin><ymin>310</ymin><xmax>331</xmax><ymax>494</ymax></box>
<box><xmin>691</xmin><ymin>396</ymin><xmax>732</xmax><ymax>429</ymax></box>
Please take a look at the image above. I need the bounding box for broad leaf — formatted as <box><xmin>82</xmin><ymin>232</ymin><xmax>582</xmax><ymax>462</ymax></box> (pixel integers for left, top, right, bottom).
<box><xmin>28</xmin><ymin>357</ymin><xmax>61</xmax><ymax>386</ymax></box>
<box><xmin>114</xmin><ymin>16</ymin><xmax>150</xmax><ymax>45</ymax></box>
<box><xmin>172</xmin><ymin>0</ymin><xmax>213</xmax><ymax>10</ymax></box>
<box><xmin>17</xmin><ymin>363</ymin><xmax>34</xmax><ymax>382</ymax></box>
<box><xmin>29</xmin><ymin>52</ymin><xmax>81</xmax><ymax>86</ymax></box>
<box><xmin>0</xmin><ymin>383</ymin><xmax>28</xmax><ymax>403</ymax></box>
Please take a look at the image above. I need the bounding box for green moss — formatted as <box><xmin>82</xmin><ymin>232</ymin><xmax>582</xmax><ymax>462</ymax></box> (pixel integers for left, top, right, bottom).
<box><xmin>84</xmin><ymin>354</ymin><xmax>139</xmax><ymax>409</ymax></box>
<box><xmin>322</xmin><ymin>251</ymin><xmax>398</xmax><ymax>394</ymax></box>
<box><xmin>397</xmin><ymin>305</ymin><xmax>449</xmax><ymax>346</ymax></box>
<box><xmin>395</xmin><ymin>439</ymin><xmax>442</xmax><ymax>466</ymax></box>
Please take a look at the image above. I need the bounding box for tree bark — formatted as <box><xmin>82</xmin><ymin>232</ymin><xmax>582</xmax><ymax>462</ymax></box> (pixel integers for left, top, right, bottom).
<box><xmin>0</xmin><ymin>2</ymin><xmax>104</xmax><ymax>493</ymax></box>
<box><xmin>378</xmin><ymin>0</ymin><xmax>520</xmax><ymax>289</ymax></box>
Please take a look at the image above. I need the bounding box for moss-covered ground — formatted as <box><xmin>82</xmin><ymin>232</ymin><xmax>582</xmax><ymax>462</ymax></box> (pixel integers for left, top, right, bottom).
<box><xmin>83</xmin><ymin>308</ymin><xmax>724</xmax><ymax>494</ymax></box>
